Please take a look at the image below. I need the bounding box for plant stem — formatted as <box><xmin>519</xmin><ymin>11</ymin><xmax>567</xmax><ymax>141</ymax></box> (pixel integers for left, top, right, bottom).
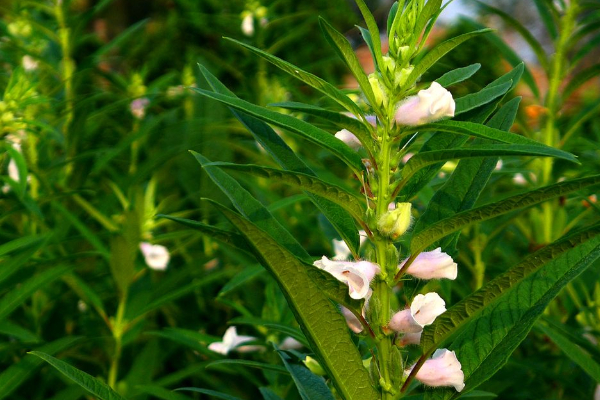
<box><xmin>108</xmin><ymin>293</ymin><xmax>127</xmax><ymax>389</ymax></box>
<box><xmin>55</xmin><ymin>0</ymin><xmax>75</xmax><ymax>161</ymax></box>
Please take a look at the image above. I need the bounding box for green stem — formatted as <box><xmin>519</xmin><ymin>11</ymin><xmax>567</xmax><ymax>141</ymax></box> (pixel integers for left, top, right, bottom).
<box><xmin>55</xmin><ymin>1</ymin><xmax>75</xmax><ymax>160</ymax></box>
<box><xmin>108</xmin><ymin>293</ymin><xmax>127</xmax><ymax>390</ymax></box>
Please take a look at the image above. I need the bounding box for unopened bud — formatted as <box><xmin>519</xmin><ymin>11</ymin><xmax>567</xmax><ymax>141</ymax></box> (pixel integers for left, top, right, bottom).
<box><xmin>368</xmin><ymin>73</ymin><xmax>387</xmax><ymax>107</ymax></box>
<box><xmin>394</xmin><ymin>65</ymin><xmax>414</xmax><ymax>88</ymax></box>
<box><xmin>304</xmin><ymin>356</ymin><xmax>326</xmax><ymax>376</ymax></box>
<box><xmin>377</xmin><ymin>202</ymin><xmax>412</xmax><ymax>239</ymax></box>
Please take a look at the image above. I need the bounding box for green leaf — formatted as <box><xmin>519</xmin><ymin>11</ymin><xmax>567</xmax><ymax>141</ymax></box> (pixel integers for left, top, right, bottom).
<box><xmin>229</xmin><ymin>316</ymin><xmax>309</xmax><ymax>348</ymax></box>
<box><xmin>319</xmin><ymin>17</ymin><xmax>377</xmax><ymax>108</ymax></box>
<box><xmin>0</xmin><ymin>320</ymin><xmax>41</xmax><ymax>342</ymax></box>
<box><xmin>92</xmin><ymin>19</ymin><xmax>147</xmax><ymax>60</ymax></box>
<box><xmin>210</xmin><ymin>203</ymin><xmax>378</xmax><ymax>400</ymax></box>
<box><xmin>406</xmin><ymin>29</ymin><xmax>491</xmax><ymax>88</ymax></box>
<box><xmin>278</xmin><ymin>350</ymin><xmax>335</xmax><ymax>400</ymax></box>
<box><xmin>206</xmin><ymin>359</ymin><xmax>289</xmax><ymax>375</ymax></box>
<box><xmin>136</xmin><ymin>385</ymin><xmax>193</xmax><ymax>400</ymax></box>
<box><xmin>176</xmin><ymin>388</ymin><xmax>244</xmax><ymax>400</ymax></box>
<box><xmin>422</xmin><ymin>226</ymin><xmax>600</xmax><ymax>399</ymax></box>
<box><xmin>199</xmin><ymin>65</ymin><xmax>361</xmax><ymax>257</ymax></box>
<box><xmin>223</xmin><ymin>38</ymin><xmax>364</xmax><ymax>118</ymax></box>
<box><xmin>189</xmin><ymin>88</ymin><xmax>364</xmax><ymax>175</ymax></box>
<box><xmin>533</xmin><ymin>0</ymin><xmax>558</xmax><ymax>39</ymax></box>
<box><xmin>353</xmin><ymin>0</ymin><xmax>385</xmax><ymax>74</ymax></box>
<box><xmin>358</xmin><ymin>26</ymin><xmax>378</xmax><ymax>70</ymax></box>
<box><xmin>435</xmin><ymin>64</ymin><xmax>481</xmax><ymax>87</ymax></box>
<box><xmin>410</xmin><ymin>175</ymin><xmax>600</xmax><ymax>254</ymax></box>
<box><xmin>0</xmin><ymin>236</ymin><xmax>47</xmax><ymax>287</ymax></box>
<box><xmin>536</xmin><ymin>320</ymin><xmax>600</xmax><ymax>383</ymax></box>
<box><xmin>146</xmin><ymin>328</ymin><xmax>216</xmax><ymax>357</ymax></box>
<box><xmin>29</xmin><ymin>351</ymin><xmax>127</xmax><ymax>400</ymax></box>
<box><xmin>0</xmin><ymin>265</ymin><xmax>70</xmax><ymax>321</ymax></box>
<box><xmin>0</xmin><ymin>337</ymin><xmax>81</xmax><ymax>400</ymax></box>
<box><xmin>260</xmin><ymin>387</ymin><xmax>285</xmax><ymax>400</ymax></box>
<box><xmin>206</xmin><ymin>162</ymin><xmax>366</xmax><ymax>222</ymax></box>
<box><xmin>218</xmin><ymin>265</ymin><xmax>265</xmax><ymax>297</ymax></box>
<box><xmin>4</xmin><ymin>143</ymin><xmax>28</xmax><ymax>197</ymax></box>
<box><xmin>454</xmin><ymin>82</ymin><xmax>512</xmax><ymax>115</ymax></box>
<box><xmin>563</xmin><ymin>64</ymin><xmax>600</xmax><ymax>100</ymax></box>
<box><xmin>387</xmin><ymin>1</ymin><xmax>400</xmax><ymax>36</ymax></box>
<box><xmin>400</xmin><ymin>143</ymin><xmax>574</xmax><ymax>184</ymax></box>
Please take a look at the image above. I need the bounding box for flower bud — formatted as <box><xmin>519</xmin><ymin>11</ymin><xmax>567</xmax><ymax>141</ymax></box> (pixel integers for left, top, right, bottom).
<box><xmin>368</xmin><ymin>73</ymin><xmax>387</xmax><ymax>107</ymax></box>
<box><xmin>406</xmin><ymin>349</ymin><xmax>465</xmax><ymax>392</ymax></box>
<box><xmin>304</xmin><ymin>356</ymin><xmax>326</xmax><ymax>376</ymax></box>
<box><xmin>394</xmin><ymin>65</ymin><xmax>414</xmax><ymax>88</ymax></box>
<box><xmin>377</xmin><ymin>202</ymin><xmax>412</xmax><ymax>240</ymax></box>
<box><xmin>388</xmin><ymin>293</ymin><xmax>446</xmax><ymax>333</ymax></box>
<box><xmin>401</xmin><ymin>248</ymin><xmax>457</xmax><ymax>280</ymax></box>
<box><xmin>394</xmin><ymin>82</ymin><xmax>455</xmax><ymax>126</ymax></box>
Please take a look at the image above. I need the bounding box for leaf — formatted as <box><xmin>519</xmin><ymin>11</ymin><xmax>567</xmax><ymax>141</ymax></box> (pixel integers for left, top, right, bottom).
<box><xmin>176</xmin><ymin>388</ymin><xmax>244</xmax><ymax>400</ymax></box>
<box><xmin>29</xmin><ymin>351</ymin><xmax>127</xmax><ymax>400</ymax></box>
<box><xmin>218</xmin><ymin>265</ymin><xmax>265</xmax><ymax>297</ymax></box>
<box><xmin>199</xmin><ymin>65</ymin><xmax>361</xmax><ymax>257</ymax></box>
<box><xmin>319</xmin><ymin>17</ymin><xmax>377</xmax><ymax>108</ymax></box>
<box><xmin>136</xmin><ymin>385</ymin><xmax>192</xmax><ymax>400</ymax></box>
<box><xmin>476</xmin><ymin>1</ymin><xmax>549</xmax><ymax>70</ymax></box>
<box><xmin>278</xmin><ymin>350</ymin><xmax>335</xmax><ymax>400</ymax></box>
<box><xmin>353</xmin><ymin>0</ymin><xmax>384</xmax><ymax>74</ymax></box>
<box><xmin>223</xmin><ymin>38</ymin><xmax>364</xmax><ymax>118</ymax></box>
<box><xmin>0</xmin><ymin>320</ymin><xmax>41</xmax><ymax>342</ymax></box>
<box><xmin>563</xmin><ymin>64</ymin><xmax>600</xmax><ymax>100</ymax></box>
<box><xmin>260</xmin><ymin>387</ymin><xmax>285</xmax><ymax>400</ymax></box>
<box><xmin>206</xmin><ymin>359</ymin><xmax>290</xmax><ymax>375</ymax></box>
<box><xmin>405</xmin><ymin>29</ymin><xmax>491</xmax><ymax>88</ymax></box>
<box><xmin>206</xmin><ymin>162</ymin><xmax>366</xmax><ymax>221</ymax></box>
<box><xmin>0</xmin><ymin>265</ymin><xmax>70</xmax><ymax>321</ymax></box>
<box><xmin>189</xmin><ymin>88</ymin><xmax>364</xmax><ymax>175</ymax></box>
<box><xmin>146</xmin><ymin>328</ymin><xmax>216</xmax><ymax>357</ymax></box>
<box><xmin>0</xmin><ymin>236</ymin><xmax>47</xmax><ymax>287</ymax></box>
<box><xmin>210</xmin><ymin>202</ymin><xmax>378</xmax><ymax>400</ymax></box>
<box><xmin>454</xmin><ymin>81</ymin><xmax>512</xmax><ymax>115</ymax></box>
<box><xmin>435</xmin><ymin>64</ymin><xmax>481</xmax><ymax>88</ymax></box>
<box><xmin>229</xmin><ymin>316</ymin><xmax>309</xmax><ymax>347</ymax></box>
<box><xmin>422</xmin><ymin>226</ymin><xmax>600</xmax><ymax>399</ymax></box>
<box><xmin>533</xmin><ymin>0</ymin><xmax>558</xmax><ymax>39</ymax></box>
<box><xmin>0</xmin><ymin>337</ymin><xmax>81</xmax><ymax>400</ymax></box>
<box><xmin>410</xmin><ymin>175</ymin><xmax>600</xmax><ymax>254</ymax></box>
<box><xmin>536</xmin><ymin>320</ymin><xmax>600</xmax><ymax>383</ymax></box>
<box><xmin>92</xmin><ymin>19</ymin><xmax>147</xmax><ymax>60</ymax></box>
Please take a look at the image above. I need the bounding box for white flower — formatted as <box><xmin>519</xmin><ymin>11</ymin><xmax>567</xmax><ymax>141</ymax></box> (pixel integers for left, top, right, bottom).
<box><xmin>22</xmin><ymin>55</ymin><xmax>38</xmax><ymax>71</ymax></box>
<box><xmin>340</xmin><ymin>306</ymin><xmax>364</xmax><ymax>333</ymax></box>
<box><xmin>280</xmin><ymin>336</ymin><xmax>303</xmax><ymax>350</ymax></box>
<box><xmin>140</xmin><ymin>242</ymin><xmax>170</xmax><ymax>271</ymax></box>
<box><xmin>241</xmin><ymin>13</ymin><xmax>254</xmax><ymax>36</ymax></box>
<box><xmin>389</xmin><ymin>292</ymin><xmax>446</xmax><ymax>333</ymax></box>
<box><xmin>332</xmin><ymin>230</ymin><xmax>367</xmax><ymax>260</ymax></box>
<box><xmin>313</xmin><ymin>257</ymin><xmax>380</xmax><ymax>300</ymax></box>
<box><xmin>394</xmin><ymin>82</ymin><xmax>455</xmax><ymax>126</ymax></box>
<box><xmin>335</xmin><ymin>115</ymin><xmax>376</xmax><ymax>151</ymax></box>
<box><xmin>401</xmin><ymin>248</ymin><xmax>457</xmax><ymax>280</ymax></box>
<box><xmin>407</xmin><ymin>349</ymin><xmax>465</xmax><ymax>392</ymax></box>
<box><xmin>208</xmin><ymin>326</ymin><xmax>260</xmax><ymax>355</ymax></box>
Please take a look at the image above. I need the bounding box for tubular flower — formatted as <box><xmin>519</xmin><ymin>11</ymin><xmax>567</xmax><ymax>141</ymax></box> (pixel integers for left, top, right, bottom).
<box><xmin>208</xmin><ymin>326</ymin><xmax>261</xmax><ymax>355</ymax></box>
<box><xmin>394</xmin><ymin>82</ymin><xmax>455</xmax><ymax>126</ymax></box>
<box><xmin>313</xmin><ymin>257</ymin><xmax>380</xmax><ymax>300</ymax></box>
<box><xmin>388</xmin><ymin>292</ymin><xmax>446</xmax><ymax>333</ymax></box>
<box><xmin>401</xmin><ymin>248</ymin><xmax>457</xmax><ymax>280</ymax></box>
<box><xmin>407</xmin><ymin>349</ymin><xmax>465</xmax><ymax>392</ymax></box>
<box><xmin>140</xmin><ymin>242</ymin><xmax>170</xmax><ymax>271</ymax></box>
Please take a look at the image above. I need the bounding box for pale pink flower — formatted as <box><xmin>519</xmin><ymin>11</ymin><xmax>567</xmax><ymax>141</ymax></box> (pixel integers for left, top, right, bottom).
<box><xmin>208</xmin><ymin>326</ymin><xmax>261</xmax><ymax>355</ymax></box>
<box><xmin>140</xmin><ymin>242</ymin><xmax>170</xmax><ymax>271</ymax></box>
<box><xmin>332</xmin><ymin>230</ymin><xmax>367</xmax><ymax>260</ymax></box>
<box><xmin>130</xmin><ymin>97</ymin><xmax>150</xmax><ymax>119</ymax></box>
<box><xmin>401</xmin><ymin>248</ymin><xmax>457</xmax><ymax>280</ymax></box>
<box><xmin>394</xmin><ymin>82</ymin><xmax>455</xmax><ymax>126</ymax></box>
<box><xmin>389</xmin><ymin>292</ymin><xmax>446</xmax><ymax>333</ymax></box>
<box><xmin>408</xmin><ymin>349</ymin><xmax>465</xmax><ymax>392</ymax></box>
<box><xmin>335</xmin><ymin>115</ymin><xmax>376</xmax><ymax>150</ymax></box>
<box><xmin>313</xmin><ymin>257</ymin><xmax>380</xmax><ymax>300</ymax></box>
<box><xmin>398</xmin><ymin>331</ymin><xmax>422</xmax><ymax>346</ymax></box>
<box><xmin>340</xmin><ymin>306</ymin><xmax>364</xmax><ymax>334</ymax></box>
<box><xmin>280</xmin><ymin>337</ymin><xmax>303</xmax><ymax>350</ymax></box>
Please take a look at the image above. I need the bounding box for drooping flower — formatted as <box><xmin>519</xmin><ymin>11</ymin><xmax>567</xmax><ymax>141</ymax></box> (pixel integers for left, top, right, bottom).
<box><xmin>140</xmin><ymin>242</ymin><xmax>170</xmax><ymax>271</ymax></box>
<box><xmin>388</xmin><ymin>292</ymin><xmax>446</xmax><ymax>333</ymax></box>
<box><xmin>401</xmin><ymin>248</ymin><xmax>457</xmax><ymax>280</ymax></box>
<box><xmin>407</xmin><ymin>349</ymin><xmax>465</xmax><ymax>392</ymax></box>
<box><xmin>313</xmin><ymin>257</ymin><xmax>380</xmax><ymax>300</ymax></box>
<box><xmin>208</xmin><ymin>326</ymin><xmax>261</xmax><ymax>355</ymax></box>
<box><xmin>340</xmin><ymin>306</ymin><xmax>364</xmax><ymax>334</ymax></box>
<box><xmin>394</xmin><ymin>82</ymin><xmax>455</xmax><ymax>126</ymax></box>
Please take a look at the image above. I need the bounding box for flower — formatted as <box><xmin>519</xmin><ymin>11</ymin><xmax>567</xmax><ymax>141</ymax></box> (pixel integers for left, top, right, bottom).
<box><xmin>394</xmin><ymin>82</ymin><xmax>455</xmax><ymax>126</ymax></box>
<box><xmin>389</xmin><ymin>292</ymin><xmax>446</xmax><ymax>333</ymax></box>
<box><xmin>335</xmin><ymin>115</ymin><xmax>377</xmax><ymax>151</ymax></box>
<box><xmin>130</xmin><ymin>97</ymin><xmax>150</xmax><ymax>120</ymax></box>
<box><xmin>407</xmin><ymin>349</ymin><xmax>465</xmax><ymax>392</ymax></box>
<box><xmin>22</xmin><ymin>55</ymin><xmax>38</xmax><ymax>71</ymax></box>
<box><xmin>140</xmin><ymin>242</ymin><xmax>170</xmax><ymax>271</ymax></box>
<box><xmin>398</xmin><ymin>331</ymin><xmax>422</xmax><ymax>346</ymax></box>
<box><xmin>377</xmin><ymin>202</ymin><xmax>412</xmax><ymax>240</ymax></box>
<box><xmin>332</xmin><ymin>230</ymin><xmax>367</xmax><ymax>260</ymax></box>
<box><xmin>280</xmin><ymin>337</ymin><xmax>303</xmax><ymax>350</ymax></box>
<box><xmin>313</xmin><ymin>257</ymin><xmax>380</xmax><ymax>300</ymax></box>
<box><xmin>401</xmin><ymin>248</ymin><xmax>457</xmax><ymax>280</ymax></box>
<box><xmin>340</xmin><ymin>306</ymin><xmax>364</xmax><ymax>333</ymax></box>
<box><xmin>241</xmin><ymin>12</ymin><xmax>254</xmax><ymax>36</ymax></box>
<box><xmin>208</xmin><ymin>326</ymin><xmax>261</xmax><ymax>355</ymax></box>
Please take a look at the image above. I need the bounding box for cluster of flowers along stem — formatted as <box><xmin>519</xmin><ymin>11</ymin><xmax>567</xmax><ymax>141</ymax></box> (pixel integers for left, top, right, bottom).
<box><xmin>321</xmin><ymin>76</ymin><xmax>465</xmax><ymax>393</ymax></box>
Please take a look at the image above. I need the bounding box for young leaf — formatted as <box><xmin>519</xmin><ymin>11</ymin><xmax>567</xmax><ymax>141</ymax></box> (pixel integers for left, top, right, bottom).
<box><xmin>454</xmin><ymin>81</ymin><xmax>512</xmax><ymax>115</ymax></box>
<box><xmin>210</xmin><ymin>202</ymin><xmax>378</xmax><ymax>400</ymax></box>
<box><xmin>354</xmin><ymin>0</ymin><xmax>385</xmax><ymax>74</ymax></box>
<box><xmin>278</xmin><ymin>350</ymin><xmax>335</xmax><ymax>400</ymax></box>
<box><xmin>435</xmin><ymin>64</ymin><xmax>481</xmax><ymax>88</ymax></box>
<box><xmin>29</xmin><ymin>351</ymin><xmax>127</xmax><ymax>400</ymax></box>
<box><xmin>410</xmin><ymin>175</ymin><xmax>600</xmax><ymax>254</ymax></box>
<box><xmin>223</xmin><ymin>38</ymin><xmax>364</xmax><ymax>118</ymax></box>
<box><xmin>189</xmin><ymin>88</ymin><xmax>364</xmax><ymax>175</ymax></box>
<box><xmin>206</xmin><ymin>359</ymin><xmax>289</xmax><ymax>375</ymax></box>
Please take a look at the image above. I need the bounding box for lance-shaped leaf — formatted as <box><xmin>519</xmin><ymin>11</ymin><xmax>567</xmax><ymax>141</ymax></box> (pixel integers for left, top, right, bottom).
<box><xmin>354</xmin><ymin>0</ymin><xmax>385</xmax><ymax>73</ymax></box>
<box><xmin>410</xmin><ymin>175</ymin><xmax>600</xmax><ymax>254</ymax></box>
<box><xmin>198</xmin><ymin>64</ymin><xmax>362</xmax><ymax>257</ymax></box>
<box><xmin>205</xmin><ymin>162</ymin><xmax>366</xmax><ymax>222</ymax></box>
<box><xmin>420</xmin><ymin>226</ymin><xmax>600</xmax><ymax>399</ymax></box>
<box><xmin>210</xmin><ymin>202</ymin><xmax>379</xmax><ymax>400</ymax></box>
<box><xmin>189</xmin><ymin>88</ymin><xmax>364</xmax><ymax>175</ymax></box>
<box><xmin>399</xmin><ymin>143</ymin><xmax>574</xmax><ymax>187</ymax></box>
<box><xmin>224</xmin><ymin>38</ymin><xmax>364</xmax><ymax>118</ymax></box>
<box><xmin>319</xmin><ymin>17</ymin><xmax>377</xmax><ymax>109</ymax></box>
<box><xmin>277</xmin><ymin>349</ymin><xmax>335</xmax><ymax>400</ymax></box>
<box><xmin>405</xmin><ymin>29</ymin><xmax>491</xmax><ymax>88</ymax></box>
<box><xmin>435</xmin><ymin>63</ymin><xmax>481</xmax><ymax>88</ymax></box>
<box><xmin>29</xmin><ymin>351</ymin><xmax>127</xmax><ymax>400</ymax></box>
<box><xmin>454</xmin><ymin>81</ymin><xmax>512</xmax><ymax>115</ymax></box>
